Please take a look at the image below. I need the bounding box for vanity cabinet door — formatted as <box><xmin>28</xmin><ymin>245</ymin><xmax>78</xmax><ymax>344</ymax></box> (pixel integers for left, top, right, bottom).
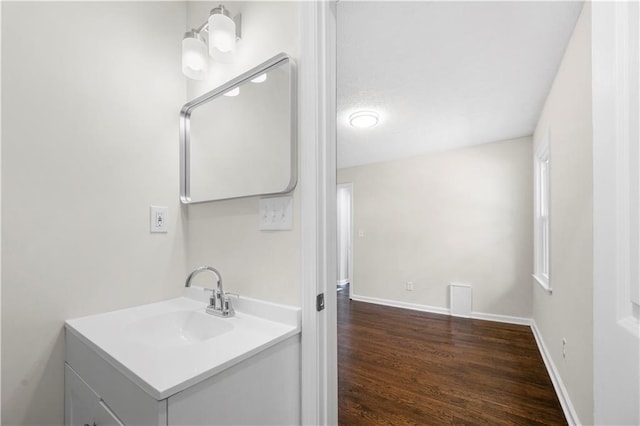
<box><xmin>168</xmin><ymin>335</ymin><xmax>301</xmax><ymax>425</ymax></box>
<box><xmin>94</xmin><ymin>400</ymin><xmax>124</xmax><ymax>426</ymax></box>
<box><xmin>65</xmin><ymin>364</ymin><xmax>124</xmax><ymax>426</ymax></box>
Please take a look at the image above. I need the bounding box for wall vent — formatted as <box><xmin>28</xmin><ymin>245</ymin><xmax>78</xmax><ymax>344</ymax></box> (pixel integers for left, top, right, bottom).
<box><xmin>450</xmin><ymin>283</ymin><xmax>472</xmax><ymax>318</ymax></box>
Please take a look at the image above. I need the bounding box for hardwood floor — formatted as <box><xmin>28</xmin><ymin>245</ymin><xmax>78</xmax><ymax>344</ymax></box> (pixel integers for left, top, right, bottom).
<box><xmin>337</xmin><ymin>286</ymin><xmax>567</xmax><ymax>425</ymax></box>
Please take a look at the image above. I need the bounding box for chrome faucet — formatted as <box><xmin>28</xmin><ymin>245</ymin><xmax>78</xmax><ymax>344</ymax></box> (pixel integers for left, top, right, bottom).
<box><xmin>185</xmin><ymin>266</ymin><xmax>235</xmax><ymax>318</ymax></box>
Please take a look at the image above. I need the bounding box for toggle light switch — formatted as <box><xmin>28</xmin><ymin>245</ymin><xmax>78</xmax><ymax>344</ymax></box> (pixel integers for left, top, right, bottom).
<box><xmin>259</xmin><ymin>196</ymin><xmax>293</xmax><ymax>230</ymax></box>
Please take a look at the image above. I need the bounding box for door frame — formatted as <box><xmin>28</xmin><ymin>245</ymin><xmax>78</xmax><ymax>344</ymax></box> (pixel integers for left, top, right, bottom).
<box><xmin>592</xmin><ymin>1</ymin><xmax>640</xmax><ymax>424</ymax></box>
<box><xmin>299</xmin><ymin>1</ymin><xmax>338</xmax><ymax>425</ymax></box>
<box><xmin>337</xmin><ymin>183</ymin><xmax>354</xmax><ymax>298</ymax></box>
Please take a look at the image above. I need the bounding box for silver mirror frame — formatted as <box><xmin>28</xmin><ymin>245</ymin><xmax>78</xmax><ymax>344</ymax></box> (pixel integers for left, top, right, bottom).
<box><xmin>179</xmin><ymin>52</ymin><xmax>297</xmax><ymax>204</ymax></box>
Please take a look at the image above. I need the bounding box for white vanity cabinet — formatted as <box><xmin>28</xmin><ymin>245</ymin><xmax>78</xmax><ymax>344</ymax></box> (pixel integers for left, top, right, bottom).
<box><xmin>167</xmin><ymin>335</ymin><xmax>300</xmax><ymax>425</ymax></box>
<box><xmin>64</xmin><ymin>294</ymin><xmax>301</xmax><ymax>426</ymax></box>
<box><xmin>65</xmin><ymin>365</ymin><xmax>124</xmax><ymax>426</ymax></box>
<box><xmin>65</xmin><ymin>331</ymin><xmax>168</xmax><ymax>426</ymax></box>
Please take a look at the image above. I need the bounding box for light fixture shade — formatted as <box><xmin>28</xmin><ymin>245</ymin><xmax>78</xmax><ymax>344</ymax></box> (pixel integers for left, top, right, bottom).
<box><xmin>349</xmin><ymin>111</ymin><xmax>379</xmax><ymax>128</ymax></box>
<box><xmin>208</xmin><ymin>7</ymin><xmax>236</xmax><ymax>63</ymax></box>
<box><xmin>251</xmin><ymin>73</ymin><xmax>267</xmax><ymax>83</ymax></box>
<box><xmin>182</xmin><ymin>32</ymin><xmax>208</xmax><ymax>80</ymax></box>
<box><xmin>223</xmin><ymin>87</ymin><xmax>240</xmax><ymax>97</ymax></box>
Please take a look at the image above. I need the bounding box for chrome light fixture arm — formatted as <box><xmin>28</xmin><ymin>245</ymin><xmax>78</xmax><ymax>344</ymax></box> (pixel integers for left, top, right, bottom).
<box><xmin>190</xmin><ymin>5</ymin><xmax>242</xmax><ymax>39</ymax></box>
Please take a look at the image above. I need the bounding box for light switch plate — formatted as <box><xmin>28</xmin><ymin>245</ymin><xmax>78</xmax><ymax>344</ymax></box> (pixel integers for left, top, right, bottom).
<box><xmin>150</xmin><ymin>206</ymin><xmax>168</xmax><ymax>233</ymax></box>
<box><xmin>259</xmin><ymin>196</ymin><xmax>293</xmax><ymax>231</ymax></box>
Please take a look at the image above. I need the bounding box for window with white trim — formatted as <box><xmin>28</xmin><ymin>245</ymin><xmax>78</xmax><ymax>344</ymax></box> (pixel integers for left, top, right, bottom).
<box><xmin>534</xmin><ymin>137</ymin><xmax>550</xmax><ymax>292</ymax></box>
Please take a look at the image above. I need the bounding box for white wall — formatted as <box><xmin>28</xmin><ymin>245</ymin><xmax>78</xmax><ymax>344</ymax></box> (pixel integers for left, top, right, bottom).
<box><xmin>1</xmin><ymin>3</ymin><xmax>187</xmax><ymax>424</ymax></box>
<box><xmin>184</xmin><ymin>2</ymin><xmax>301</xmax><ymax>306</ymax></box>
<box><xmin>531</xmin><ymin>3</ymin><xmax>593</xmax><ymax>424</ymax></box>
<box><xmin>337</xmin><ymin>137</ymin><xmax>533</xmax><ymax>319</ymax></box>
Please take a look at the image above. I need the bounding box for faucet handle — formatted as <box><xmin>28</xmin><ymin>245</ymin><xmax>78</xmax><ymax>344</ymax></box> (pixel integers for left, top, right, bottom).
<box><xmin>222</xmin><ymin>295</ymin><xmax>236</xmax><ymax>317</ymax></box>
<box><xmin>225</xmin><ymin>292</ymin><xmax>240</xmax><ymax>299</ymax></box>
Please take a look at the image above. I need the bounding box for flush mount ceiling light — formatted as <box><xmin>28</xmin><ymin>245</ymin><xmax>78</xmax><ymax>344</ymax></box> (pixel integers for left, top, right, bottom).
<box><xmin>181</xmin><ymin>4</ymin><xmax>242</xmax><ymax>80</ymax></box>
<box><xmin>349</xmin><ymin>111</ymin><xmax>379</xmax><ymax>128</ymax></box>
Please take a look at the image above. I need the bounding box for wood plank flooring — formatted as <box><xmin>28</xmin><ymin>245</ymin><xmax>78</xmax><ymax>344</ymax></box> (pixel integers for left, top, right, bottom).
<box><xmin>337</xmin><ymin>287</ymin><xmax>567</xmax><ymax>425</ymax></box>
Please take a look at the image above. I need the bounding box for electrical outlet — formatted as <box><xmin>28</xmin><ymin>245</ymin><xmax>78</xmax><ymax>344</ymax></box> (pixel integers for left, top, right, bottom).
<box><xmin>406</xmin><ymin>281</ymin><xmax>414</xmax><ymax>291</ymax></box>
<box><xmin>150</xmin><ymin>206</ymin><xmax>168</xmax><ymax>233</ymax></box>
<box><xmin>562</xmin><ymin>338</ymin><xmax>567</xmax><ymax>359</ymax></box>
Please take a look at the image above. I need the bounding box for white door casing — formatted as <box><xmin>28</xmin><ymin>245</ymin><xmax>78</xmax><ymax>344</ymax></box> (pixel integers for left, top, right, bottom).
<box><xmin>337</xmin><ymin>183</ymin><xmax>353</xmax><ymax>288</ymax></box>
<box><xmin>592</xmin><ymin>2</ymin><xmax>640</xmax><ymax>424</ymax></box>
<box><xmin>300</xmin><ymin>1</ymin><xmax>338</xmax><ymax>425</ymax></box>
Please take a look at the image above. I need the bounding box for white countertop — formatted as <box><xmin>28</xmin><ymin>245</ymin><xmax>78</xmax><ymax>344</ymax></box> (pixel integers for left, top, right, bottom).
<box><xmin>65</xmin><ymin>290</ymin><xmax>301</xmax><ymax>400</ymax></box>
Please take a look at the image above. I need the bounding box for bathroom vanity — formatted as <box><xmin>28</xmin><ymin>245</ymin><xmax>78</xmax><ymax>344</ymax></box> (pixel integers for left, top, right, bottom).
<box><xmin>64</xmin><ymin>288</ymin><xmax>301</xmax><ymax>425</ymax></box>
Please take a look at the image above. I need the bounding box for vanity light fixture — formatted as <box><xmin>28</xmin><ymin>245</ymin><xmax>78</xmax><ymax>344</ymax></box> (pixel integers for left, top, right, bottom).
<box><xmin>208</xmin><ymin>5</ymin><xmax>237</xmax><ymax>62</ymax></box>
<box><xmin>182</xmin><ymin>31</ymin><xmax>208</xmax><ymax>80</ymax></box>
<box><xmin>349</xmin><ymin>111</ymin><xmax>379</xmax><ymax>128</ymax></box>
<box><xmin>181</xmin><ymin>4</ymin><xmax>242</xmax><ymax>80</ymax></box>
<box><xmin>251</xmin><ymin>73</ymin><xmax>267</xmax><ymax>83</ymax></box>
<box><xmin>223</xmin><ymin>87</ymin><xmax>240</xmax><ymax>97</ymax></box>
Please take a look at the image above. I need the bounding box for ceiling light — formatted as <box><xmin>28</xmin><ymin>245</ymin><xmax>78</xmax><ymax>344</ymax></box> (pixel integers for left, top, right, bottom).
<box><xmin>251</xmin><ymin>73</ymin><xmax>267</xmax><ymax>83</ymax></box>
<box><xmin>349</xmin><ymin>111</ymin><xmax>379</xmax><ymax>128</ymax></box>
<box><xmin>181</xmin><ymin>31</ymin><xmax>208</xmax><ymax>80</ymax></box>
<box><xmin>181</xmin><ymin>4</ymin><xmax>241</xmax><ymax>79</ymax></box>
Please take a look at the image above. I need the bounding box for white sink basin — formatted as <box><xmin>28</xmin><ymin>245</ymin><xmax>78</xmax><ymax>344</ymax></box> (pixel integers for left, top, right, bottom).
<box><xmin>65</xmin><ymin>290</ymin><xmax>301</xmax><ymax>399</ymax></box>
<box><xmin>126</xmin><ymin>310</ymin><xmax>234</xmax><ymax>348</ymax></box>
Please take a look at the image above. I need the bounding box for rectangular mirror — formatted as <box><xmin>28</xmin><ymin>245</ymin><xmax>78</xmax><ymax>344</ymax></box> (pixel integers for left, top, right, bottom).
<box><xmin>180</xmin><ymin>53</ymin><xmax>297</xmax><ymax>203</ymax></box>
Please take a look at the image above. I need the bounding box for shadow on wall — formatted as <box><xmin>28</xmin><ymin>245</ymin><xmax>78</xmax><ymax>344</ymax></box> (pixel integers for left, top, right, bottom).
<box><xmin>185</xmin><ymin>197</ymin><xmax>258</xmax><ymax>221</ymax></box>
<box><xmin>480</xmin><ymin>283</ymin><xmax>534</xmax><ymax>319</ymax></box>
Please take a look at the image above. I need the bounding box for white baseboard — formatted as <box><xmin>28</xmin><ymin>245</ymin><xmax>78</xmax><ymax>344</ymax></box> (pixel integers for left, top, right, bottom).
<box><xmin>350</xmin><ymin>294</ymin><xmax>530</xmax><ymax>326</ymax></box>
<box><xmin>350</xmin><ymin>294</ymin><xmax>450</xmax><ymax>315</ymax></box>
<box><xmin>530</xmin><ymin>320</ymin><xmax>580</xmax><ymax>426</ymax></box>
<box><xmin>471</xmin><ymin>311</ymin><xmax>531</xmax><ymax>326</ymax></box>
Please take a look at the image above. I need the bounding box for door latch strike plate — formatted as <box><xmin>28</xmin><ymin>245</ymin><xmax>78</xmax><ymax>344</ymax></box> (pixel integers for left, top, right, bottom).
<box><xmin>316</xmin><ymin>293</ymin><xmax>325</xmax><ymax>312</ymax></box>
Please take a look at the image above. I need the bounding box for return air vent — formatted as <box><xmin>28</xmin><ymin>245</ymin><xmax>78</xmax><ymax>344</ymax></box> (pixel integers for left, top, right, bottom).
<box><xmin>450</xmin><ymin>283</ymin><xmax>472</xmax><ymax>318</ymax></box>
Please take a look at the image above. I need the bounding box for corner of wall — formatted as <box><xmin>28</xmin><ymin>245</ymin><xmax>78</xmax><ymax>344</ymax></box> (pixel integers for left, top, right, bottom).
<box><xmin>531</xmin><ymin>2</ymin><xmax>593</xmax><ymax>424</ymax></box>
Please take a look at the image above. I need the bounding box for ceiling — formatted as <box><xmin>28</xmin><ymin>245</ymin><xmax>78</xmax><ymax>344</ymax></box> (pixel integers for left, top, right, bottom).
<box><xmin>337</xmin><ymin>1</ymin><xmax>583</xmax><ymax>169</ymax></box>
